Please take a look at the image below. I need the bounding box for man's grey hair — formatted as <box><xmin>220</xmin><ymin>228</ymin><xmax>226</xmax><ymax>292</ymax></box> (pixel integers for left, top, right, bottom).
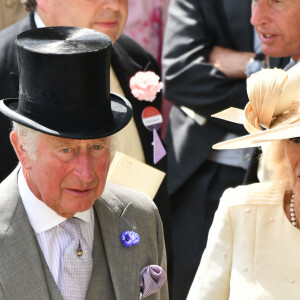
<box><xmin>12</xmin><ymin>121</ymin><xmax>116</xmax><ymax>161</ymax></box>
<box><xmin>20</xmin><ymin>0</ymin><xmax>37</xmax><ymax>12</ymax></box>
<box><xmin>12</xmin><ymin>122</ymin><xmax>40</xmax><ymax>160</ymax></box>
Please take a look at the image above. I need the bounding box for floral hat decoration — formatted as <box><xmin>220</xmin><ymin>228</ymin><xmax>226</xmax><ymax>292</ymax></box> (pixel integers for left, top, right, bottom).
<box><xmin>212</xmin><ymin>63</ymin><xmax>300</xmax><ymax>150</ymax></box>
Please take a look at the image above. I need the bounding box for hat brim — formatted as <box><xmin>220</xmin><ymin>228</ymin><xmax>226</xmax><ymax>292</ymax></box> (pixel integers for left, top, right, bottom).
<box><xmin>213</xmin><ymin>121</ymin><xmax>300</xmax><ymax>149</ymax></box>
<box><xmin>0</xmin><ymin>92</ymin><xmax>132</xmax><ymax>139</ymax></box>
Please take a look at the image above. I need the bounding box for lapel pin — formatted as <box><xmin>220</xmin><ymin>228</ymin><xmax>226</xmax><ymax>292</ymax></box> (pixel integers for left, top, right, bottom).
<box><xmin>142</xmin><ymin>106</ymin><xmax>166</xmax><ymax>164</ymax></box>
<box><xmin>120</xmin><ymin>230</ymin><xmax>140</xmax><ymax>247</ymax></box>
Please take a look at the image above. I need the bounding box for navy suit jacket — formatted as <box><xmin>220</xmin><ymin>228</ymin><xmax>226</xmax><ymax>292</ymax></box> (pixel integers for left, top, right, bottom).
<box><xmin>162</xmin><ymin>0</ymin><xmax>288</xmax><ymax>194</ymax></box>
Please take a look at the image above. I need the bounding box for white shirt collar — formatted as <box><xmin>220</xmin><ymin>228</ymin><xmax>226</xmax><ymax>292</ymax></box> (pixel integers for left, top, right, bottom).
<box><xmin>18</xmin><ymin>168</ymin><xmax>92</xmax><ymax>234</ymax></box>
<box><xmin>34</xmin><ymin>12</ymin><xmax>46</xmax><ymax>28</ymax></box>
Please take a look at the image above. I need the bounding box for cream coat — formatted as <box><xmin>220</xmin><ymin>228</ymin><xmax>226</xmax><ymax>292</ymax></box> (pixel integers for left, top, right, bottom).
<box><xmin>187</xmin><ymin>181</ymin><xmax>300</xmax><ymax>300</ymax></box>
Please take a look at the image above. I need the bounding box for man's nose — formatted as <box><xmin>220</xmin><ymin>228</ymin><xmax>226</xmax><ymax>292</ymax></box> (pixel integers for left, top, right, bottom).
<box><xmin>73</xmin><ymin>152</ymin><xmax>94</xmax><ymax>182</ymax></box>
<box><xmin>251</xmin><ymin>0</ymin><xmax>268</xmax><ymax>27</ymax></box>
<box><xmin>102</xmin><ymin>0</ymin><xmax>121</xmax><ymax>10</ymax></box>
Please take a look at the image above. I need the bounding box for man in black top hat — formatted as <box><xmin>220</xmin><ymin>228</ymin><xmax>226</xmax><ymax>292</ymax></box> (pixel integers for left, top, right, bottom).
<box><xmin>0</xmin><ymin>26</ymin><xmax>168</xmax><ymax>300</ymax></box>
<box><xmin>0</xmin><ymin>0</ymin><xmax>171</xmax><ymax>276</ymax></box>
<box><xmin>0</xmin><ymin>0</ymin><xmax>166</xmax><ymax>193</ymax></box>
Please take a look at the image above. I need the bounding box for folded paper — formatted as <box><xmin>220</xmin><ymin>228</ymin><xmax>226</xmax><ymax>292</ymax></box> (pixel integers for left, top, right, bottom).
<box><xmin>107</xmin><ymin>152</ymin><xmax>165</xmax><ymax>199</ymax></box>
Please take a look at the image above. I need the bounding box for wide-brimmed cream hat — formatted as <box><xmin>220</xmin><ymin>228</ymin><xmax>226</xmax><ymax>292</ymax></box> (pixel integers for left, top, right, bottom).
<box><xmin>213</xmin><ymin>63</ymin><xmax>300</xmax><ymax>150</ymax></box>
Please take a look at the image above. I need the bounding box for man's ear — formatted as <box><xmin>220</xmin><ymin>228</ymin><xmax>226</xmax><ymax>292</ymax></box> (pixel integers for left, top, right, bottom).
<box><xmin>36</xmin><ymin>0</ymin><xmax>47</xmax><ymax>12</ymax></box>
<box><xmin>10</xmin><ymin>130</ymin><xmax>32</xmax><ymax>170</ymax></box>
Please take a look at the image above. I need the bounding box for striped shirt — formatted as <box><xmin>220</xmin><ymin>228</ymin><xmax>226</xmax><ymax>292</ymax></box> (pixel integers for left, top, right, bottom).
<box><xmin>18</xmin><ymin>169</ymin><xmax>94</xmax><ymax>290</ymax></box>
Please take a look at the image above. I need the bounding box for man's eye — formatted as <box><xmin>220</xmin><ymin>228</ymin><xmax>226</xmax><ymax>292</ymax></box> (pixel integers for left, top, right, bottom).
<box><xmin>61</xmin><ymin>148</ymin><xmax>71</xmax><ymax>153</ymax></box>
<box><xmin>290</xmin><ymin>137</ymin><xmax>300</xmax><ymax>143</ymax></box>
<box><xmin>93</xmin><ymin>145</ymin><xmax>102</xmax><ymax>150</ymax></box>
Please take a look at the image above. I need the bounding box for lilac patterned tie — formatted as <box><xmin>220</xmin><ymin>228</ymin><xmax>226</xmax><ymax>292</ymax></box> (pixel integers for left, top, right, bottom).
<box><xmin>60</xmin><ymin>218</ymin><xmax>93</xmax><ymax>300</ymax></box>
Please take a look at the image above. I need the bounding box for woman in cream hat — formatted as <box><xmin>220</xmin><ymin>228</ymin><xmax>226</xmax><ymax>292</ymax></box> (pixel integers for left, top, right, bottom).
<box><xmin>187</xmin><ymin>64</ymin><xmax>300</xmax><ymax>300</ymax></box>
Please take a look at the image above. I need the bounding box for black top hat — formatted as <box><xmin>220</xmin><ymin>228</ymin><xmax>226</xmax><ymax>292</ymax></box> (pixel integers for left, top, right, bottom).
<box><xmin>0</xmin><ymin>26</ymin><xmax>132</xmax><ymax>139</ymax></box>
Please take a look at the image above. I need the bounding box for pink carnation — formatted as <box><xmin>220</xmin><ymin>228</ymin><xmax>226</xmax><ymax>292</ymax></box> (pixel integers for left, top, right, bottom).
<box><xmin>130</xmin><ymin>71</ymin><xmax>163</xmax><ymax>102</ymax></box>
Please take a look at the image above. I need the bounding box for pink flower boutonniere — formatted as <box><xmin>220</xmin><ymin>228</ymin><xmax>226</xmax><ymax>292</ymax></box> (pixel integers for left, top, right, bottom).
<box><xmin>130</xmin><ymin>71</ymin><xmax>163</xmax><ymax>102</ymax></box>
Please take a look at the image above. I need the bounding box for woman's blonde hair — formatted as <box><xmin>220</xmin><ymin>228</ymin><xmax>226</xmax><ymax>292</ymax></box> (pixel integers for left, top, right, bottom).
<box><xmin>263</xmin><ymin>139</ymin><xmax>291</xmax><ymax>190</ymax></box>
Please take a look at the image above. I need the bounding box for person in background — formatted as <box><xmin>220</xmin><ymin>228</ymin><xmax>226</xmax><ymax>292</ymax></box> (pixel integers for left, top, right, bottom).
<box><xmin>162</xmin><ymin>0</ymin><xmax>288</xmax><ymax>298</ymax></box>
<box><xmin>252</xmin><ymin>0</ymin><xmax>300</xmax><ymax>62</ymax></box>
<box><xmin>0</xmin><ymin>25</ymin><xmax>168</xmax><ymax>300</ymax></box>
<box><xmin>0</xmin><ymin>0</ymin><xmax>26</xmax><ymax>30</ymax></box>
<box><xmin>124</xmin><ymin>0</ymin><xmax>170</xmax><ymax>65</ymax></box>
<box><xmin>244</xmin><ymin>0</ymin><xmax>300</xmax><ymax>184</ymax></box>
<box><xmin>187</xmin><ymin>64</ymin><xmax>300</xmax><ymax>300</ymax></box>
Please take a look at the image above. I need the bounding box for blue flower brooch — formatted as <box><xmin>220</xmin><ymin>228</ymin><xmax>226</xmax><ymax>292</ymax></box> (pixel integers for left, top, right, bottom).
<box><xmin>120</xmin><ymin>231</ymin><xmax>140</xmax><ymax>247</ymax></box>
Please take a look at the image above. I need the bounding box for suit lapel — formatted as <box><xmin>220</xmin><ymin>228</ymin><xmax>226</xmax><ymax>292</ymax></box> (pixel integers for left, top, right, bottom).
<box><xmin>0</xmin><ymin>169</ymin><xmax>51</xmax><ymax>299</ymax></box>
<box><xmin>9</xmin><ymin>12</ymin><xmax>36</xmax><ymax>74</ymax></box>
<box><xmin>94</xmin><ymin>186</ymin><xmax>141</xmax><ymax>300</ymax></box>
<box><xmin>112</xmin><ymin>40</ymin><xmax>143</xmax><ymax>80</ymax></box>
<box><xmin>111</xmin><ymin>38</ymin><xmax>156</xmax><ymax>166</ymax></box>
<box><xmin>3</xmin><ymin>13</ymin><xmax>37</xmax><ymax>100</ymax></box>
<box><xmin>222</xmin><ymin>0</ymin><xmax>253</xmax><ymax>50</ymax></box>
